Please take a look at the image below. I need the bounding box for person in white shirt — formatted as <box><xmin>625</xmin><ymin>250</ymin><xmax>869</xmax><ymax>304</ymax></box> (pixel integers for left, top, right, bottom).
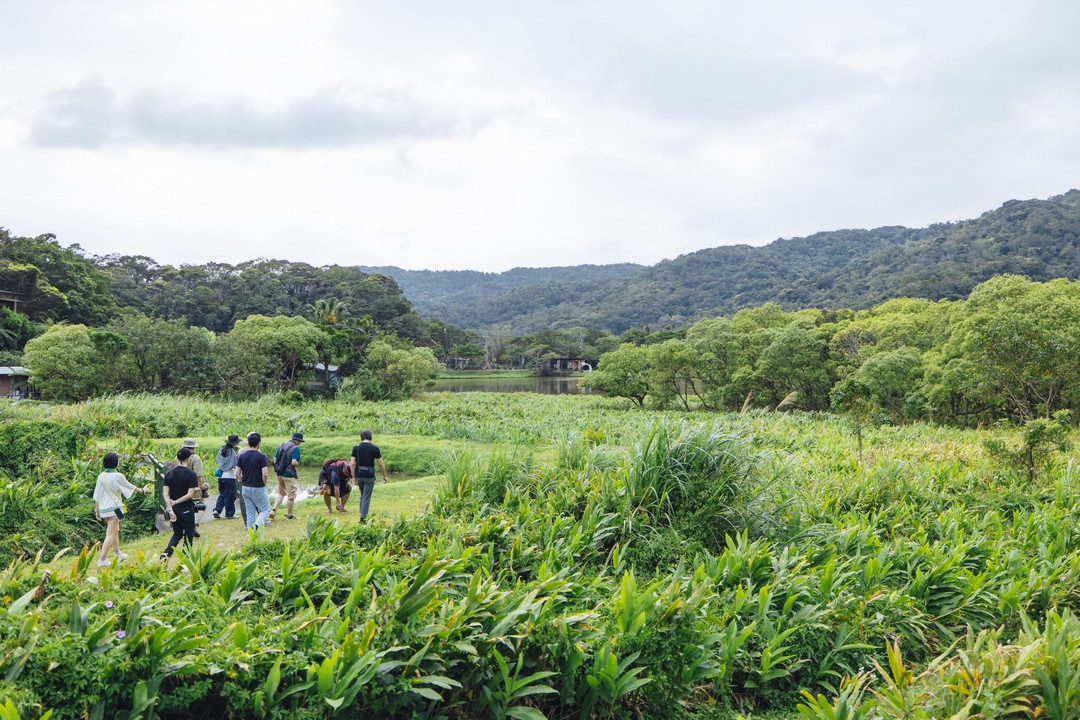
<box><xmin>92</xmin><ymin>451</ymin><xmax>150</xmax><ymax>568</ymax></box>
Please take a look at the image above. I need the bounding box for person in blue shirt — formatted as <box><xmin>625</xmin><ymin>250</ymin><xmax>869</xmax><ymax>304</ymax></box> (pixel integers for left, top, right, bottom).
<box><xmin>270</xmin><ymin>432</ymin><xmax>303</xmax><ymax>521</ymax></box>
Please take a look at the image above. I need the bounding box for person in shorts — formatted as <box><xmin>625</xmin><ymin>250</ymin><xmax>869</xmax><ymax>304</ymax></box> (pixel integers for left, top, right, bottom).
<box><xmin>350</xmin><ymin>430</ymin><xmax>388</xmax><ymax>523</ymax></box>
<box><xmin>92</xmin><ymin>451</ymin><xmax>151</xmax><ymax>568</ymax></box>
<box><xmin>271</xmin><ymin>432</ymin><xmax>303</xmax><ymax>521</ymax></box>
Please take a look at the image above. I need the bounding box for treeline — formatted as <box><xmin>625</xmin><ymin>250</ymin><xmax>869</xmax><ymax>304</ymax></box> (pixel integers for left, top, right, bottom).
<box><xmin>0</xmin><ymin>229</ymin><xmax>441</xmax><ymax>400</ymax></box>
<box><xmin>584</xmin><ymin>274</ymin><xmax>1080</xmax><ymax>426</ymax></box>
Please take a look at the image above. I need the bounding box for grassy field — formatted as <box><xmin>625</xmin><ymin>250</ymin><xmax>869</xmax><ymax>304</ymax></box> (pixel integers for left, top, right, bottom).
<box><xmin>8</xmin><ymin>393</ymin><xmax>1080</xmax><ymax>718</ymax></box>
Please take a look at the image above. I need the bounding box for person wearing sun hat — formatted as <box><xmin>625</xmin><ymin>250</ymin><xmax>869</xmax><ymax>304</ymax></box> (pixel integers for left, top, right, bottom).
<box><xmin>271</xmin><ymin>432</ymin><xmax>304</xmax><ymax>521</ymax></box>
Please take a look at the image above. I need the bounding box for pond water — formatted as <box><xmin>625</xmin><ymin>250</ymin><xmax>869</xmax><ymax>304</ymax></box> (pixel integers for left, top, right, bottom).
<box><xmin>429</xmin><ymin>375</ymin><xmax>594</xmax><ymax>394</ymax></box>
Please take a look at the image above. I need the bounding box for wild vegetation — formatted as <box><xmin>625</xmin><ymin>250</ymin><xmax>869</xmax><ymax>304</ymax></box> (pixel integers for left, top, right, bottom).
<box><xmin>3</xmin><ymin>394</ymin><xmax>1080</xmax><ymax>717</ymax></box>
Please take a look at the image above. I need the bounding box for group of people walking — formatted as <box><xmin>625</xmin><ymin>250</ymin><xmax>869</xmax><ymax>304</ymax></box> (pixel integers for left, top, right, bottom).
<box><xmin>92</xmin><ymin>430</ymin><xmax>389</xmax><ymax>568</ymax></box>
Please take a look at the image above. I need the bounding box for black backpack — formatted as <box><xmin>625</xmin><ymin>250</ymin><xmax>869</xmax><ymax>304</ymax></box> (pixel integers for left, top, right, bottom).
<box><xmin>274</xmin><ymin>441</ymin><xmax>296</xmax><ymax>475</ymax></box>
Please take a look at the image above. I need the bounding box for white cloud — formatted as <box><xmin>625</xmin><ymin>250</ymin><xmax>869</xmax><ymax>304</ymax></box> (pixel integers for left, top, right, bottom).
<box><xmin>1</xmin><ymin>0</ymin><xmax>1079</xmax><ymax>271</ymax></box>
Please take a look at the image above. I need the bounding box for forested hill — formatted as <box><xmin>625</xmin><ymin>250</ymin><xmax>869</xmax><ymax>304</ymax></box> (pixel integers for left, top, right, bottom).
<box><xmin>358</xmin><ymin>264</ymin><xmax>644</xmax><ymax>328</ymax></box>
<box><xmin>375</xmin><ymin>189</ymin><xmax>1080</xmax><ymax>333</ymax></box>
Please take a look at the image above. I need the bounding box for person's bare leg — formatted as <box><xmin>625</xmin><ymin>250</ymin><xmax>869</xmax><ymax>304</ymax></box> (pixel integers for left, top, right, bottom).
<box><xmin>100</xmin><ymin>517</ymin><xmax>120</xmax><ymax>560</ymax></box>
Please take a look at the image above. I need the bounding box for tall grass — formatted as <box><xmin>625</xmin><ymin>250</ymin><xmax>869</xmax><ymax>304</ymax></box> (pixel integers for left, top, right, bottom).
<box><xmin>6</xmin><ymin>395</ymin><xmax>1080</xmax><ymax>717</ymax></box>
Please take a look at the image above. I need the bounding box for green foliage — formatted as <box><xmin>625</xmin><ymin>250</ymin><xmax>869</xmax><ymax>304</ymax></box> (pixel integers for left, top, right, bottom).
<box><xmin>580</xmin><ymin>343</ymin><xmax>650</xmax><ymax>406</ymax></box>
<box><xmin>0</xmin><ymin>230</ymin><xmax>116</xmax><ymax>325</ymax></box>
<box><xmin>22</xmin><ymin>325</ymin><xmax>123</xmax><ymax>401</ymax></box>
<box><xmin>9</xmin><ymin>396</ymin><xmax>1080</xmax><ymax>716</ymax></box>
<box><xmin>0</xmin><ymin>421</ymin><xmax>89</xmax><ymax>477</ymax></box>
<box><xmin>106</xmin><ymin>310</ymin><xmax>214</xmax><ymax>391</ymax></box>
<box><xmin>985</xmin><ymin>410</ymin><xmax>1073</xmax><ymax>482</ymax></box>
<box><xmin>218</xmin><ymin>314</ymin><xmax>327</xmax><ymax>396</ymax></box>
<box><xmin>340</xmin><ymin>341</ymin><xmax>441</xmax><ymax>400</ymax></box>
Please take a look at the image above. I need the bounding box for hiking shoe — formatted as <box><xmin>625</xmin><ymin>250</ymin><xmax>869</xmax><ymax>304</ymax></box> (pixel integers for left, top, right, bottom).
<box><xmin>212</xmin><ymin>511</ymin><xmax>220</xmax><ymax>519</ymax></box>
<box><xmin>115</xmin><ymin>552</ymin><xmax>128</xmax><ymax>563</ymax></box>
<box><xmin>97</xmin><ymin>558</ymin><xmax>110</xmax><ymax>568</ymax></box>
<box><xmin>193</xmin><ymin>529</ymin><xmax>201</xmax><ymax>538</ymax></box>
<box><xmin>268</xmin><ymin>509</ymin><xmax>277</xmax><ymax>519</ymax></box>
<box><xmin>159</xmin><ymin>553</ymin><xmax>169</xmax><ymax>563</ymax></box>
<box><xmin>285</xmin><ymin>514</ymin><xmax>297</xmax><ymax>520</ymax></box>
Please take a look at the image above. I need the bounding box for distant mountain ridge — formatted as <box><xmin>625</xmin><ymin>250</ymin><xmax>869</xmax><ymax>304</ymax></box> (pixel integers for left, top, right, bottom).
<box><xmin>370</xmin><ymin>190</ymin><xmax>1080</xmax><ymax>333</ymax></box>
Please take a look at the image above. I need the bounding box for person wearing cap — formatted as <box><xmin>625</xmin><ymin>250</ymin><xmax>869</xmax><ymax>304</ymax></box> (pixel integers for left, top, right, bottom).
<box><xmin>92</xmin><ymin>451</ymin><xmax>151</xmax><ymax>568</ymax></box>
<box><xmin>212</xmin><ymin>435</ymin><xmax>241</xmax><ymax>519</ymax></box>
<box><xmin>271</xmin><ymin>432</ymin><xmax>304</xmax><ymax>521</ymax></box>
<box><xmin>161</xmin><ymin>447</ymin><xmax>199</xmax><ymax>561</ymax></box>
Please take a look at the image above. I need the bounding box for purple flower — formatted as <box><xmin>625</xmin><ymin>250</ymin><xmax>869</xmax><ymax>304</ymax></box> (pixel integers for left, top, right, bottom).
<box><xmin>104</xmin><ymin>601</ymin><xmax>114</xmax><ymax>609</ymax></box>
<box><xmin>292</xmin><ymin>634</ymin><xmax>298</xmax><ymax>640</ymax></box>
<box><xmin>117</xmin><ymin>630</ymin><xmax>126</xmax><ymax>639</ymax></box>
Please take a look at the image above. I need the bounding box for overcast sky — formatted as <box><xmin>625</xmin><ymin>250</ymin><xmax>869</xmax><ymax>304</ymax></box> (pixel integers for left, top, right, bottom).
<box><xmin>2</xmin><ymin>2</ymin><xmax>1078</xmax><ymax>272</ymax></box>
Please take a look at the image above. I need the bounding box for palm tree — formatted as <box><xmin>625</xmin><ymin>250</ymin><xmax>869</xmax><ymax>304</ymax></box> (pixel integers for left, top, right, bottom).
<box><xmin>309</xmin><ymin>298</ymin><xmax>349</xmax><ymax>391</ymax></box>
<box><xmin>309</xmin><ymin>297</ymin><xmax>349</xmax><ymax>327</ymax></box>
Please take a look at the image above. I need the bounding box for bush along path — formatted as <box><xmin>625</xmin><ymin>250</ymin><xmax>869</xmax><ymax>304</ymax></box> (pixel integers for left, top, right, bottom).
<box><xmin>6</xmin><ymin>422</ymin><xmax>1080</xmax><ymax>717</ymax></box>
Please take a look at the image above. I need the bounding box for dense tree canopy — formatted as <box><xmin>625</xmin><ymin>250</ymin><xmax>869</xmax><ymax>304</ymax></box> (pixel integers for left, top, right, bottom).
<box><xmin>588</xmin><ymin>275</ymin><xmax>1080</xmax><ymax>426</ymax></box>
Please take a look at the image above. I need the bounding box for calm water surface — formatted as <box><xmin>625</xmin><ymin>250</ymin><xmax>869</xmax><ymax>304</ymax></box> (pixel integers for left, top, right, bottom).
<box><xmin>430</xmin><ymin>376</ymin><xmax>594</xmax><ymax>395</ymax></box>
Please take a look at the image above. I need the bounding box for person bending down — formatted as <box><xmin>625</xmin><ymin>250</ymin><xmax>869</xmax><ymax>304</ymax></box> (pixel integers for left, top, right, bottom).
<box><xmin>321</xmin><ymin>460</ymin><xmax>353</xmax><ymax>514</ymax></box>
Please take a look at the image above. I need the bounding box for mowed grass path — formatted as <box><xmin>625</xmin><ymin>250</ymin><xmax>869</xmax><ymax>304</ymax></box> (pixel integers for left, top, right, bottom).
<box><xmin>74</xmin><ymin>431</ymin><xmax>553</xmax><ymax>573</ymax></box>
<box><xmin>72</xmin><ymin>473</ymin><xmax>439</xmax><ymax>573</ymax></box>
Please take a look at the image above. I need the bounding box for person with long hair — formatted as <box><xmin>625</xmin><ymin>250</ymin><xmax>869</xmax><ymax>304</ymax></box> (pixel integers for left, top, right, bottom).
<box><xmin>212</xmin><ymin>434</ymin><xmax>241</xmax><ymax>519</ymax></box>
<box><xmin>92</xmin><ymin>452</ymin><xmax>150</xmax><ymax>568</ymax></box>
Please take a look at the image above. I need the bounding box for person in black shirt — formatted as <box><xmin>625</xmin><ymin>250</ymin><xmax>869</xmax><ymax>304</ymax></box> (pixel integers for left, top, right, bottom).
<box><xmin>237</xmin><ymin>432</ymin><xmax>271</xmax><ymax>530</ymax></box>
<box><xmin>161</xmin><ymin>447</ymin><xmax>199</xmax><ymax>561</ymax></box>
<box><xmin>350</xmin><ymin>430</ymin><xmax>388</xmax><ymax>523</ymax></box>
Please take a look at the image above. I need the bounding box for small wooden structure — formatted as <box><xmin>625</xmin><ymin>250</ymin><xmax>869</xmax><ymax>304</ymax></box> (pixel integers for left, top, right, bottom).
<box><xmin>0</xmin><ymin>290</ymin><xmax>21</xmax><ymax>313</ymax></box>
<box><xmin>0</xmin><ymin>366</ymin><xmax>30</xmax><ymax>399</ymax></box>
<box><xmin>543</xmin><ymin>357</ymin><xmax>587</xmax><ymax>373</ymax></box>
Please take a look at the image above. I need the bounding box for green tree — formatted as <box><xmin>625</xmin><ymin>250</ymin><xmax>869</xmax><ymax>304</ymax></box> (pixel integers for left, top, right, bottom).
<box><xmin>755</xmin><ymin>324</ymin><xmax>833</xmax><ymax>410</ymax></box>
<box><xmin>344</xmin><ymin>341</ymin><xmax>441</xmax><ymax>400</ymax></box>
<box><xmin>309</xmin><ymin>297</ymin><xmax>349</xmax><ymax>327</ymax></box>
<box><xmin>0</xmin><ymin>230</ymin><xmax>116</xmax><ymax>324</ymax></box>
<box><xmin>580</xmin><ymin>343</ymin><xmax>650</xmax><ymax>406</ymax></box>
<box><xmin>23</xmin><ymin>324</ymin><xmax>123</xmax><ymax>400</ymax></box>
<box><xmin>107</xmin><ymin>310</ymin><xmax>214</xmax><ymax>391</ymax></box>
<box><xmin>308</xmin><ymin>297</ymin><xmax>350</xmax><ymax>391</ymax></box>
<box><xmin>0</xmin><ymin>308</ymin><xmax>36</xmax><ymax>351</ymax></box>
<box><xmin>217</xmin><ymin>315</ymin><xmax>327</xmax><ymax>396</ymax></box>
<box><xmin>985</xmin><ymin>410</ymin><xmax>1073</xmax><ymax>482</ymax></box>
<box><xmin>956</xmin><ymin>276</ymin><xmax>1080</xmax><ymax>421</ymax></box>
<box><xmin>847</xmin><ymin>347</ymin><xmax>924</xmax><ymax>421</ymax></box>
<box><xmin>647</xmin><ymin>339</ymin><xmax>703</xmax><ymax>410</ymax></box>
